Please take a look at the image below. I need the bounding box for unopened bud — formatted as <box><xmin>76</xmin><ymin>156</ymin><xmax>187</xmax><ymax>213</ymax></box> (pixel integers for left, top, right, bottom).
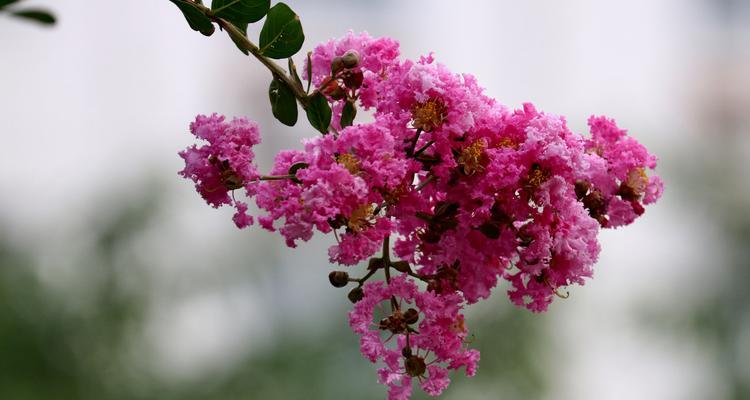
<box><xmin>583</xmin><ymin>190</ymin><xmax>605</xmax><ymax>212</ymax></box>
<box><xmin>341</xmin><ymin>50</ymin><xmax>360</xmax><ymax>68</ymax></box>
<box><xmin>342</xmin><ymin>70</ymin><xmax>364</xmax><ymax>89</ymax></box>
<box><xmin>328</xmin><ymin>271</ymin><xmax>350</xmax><ymax>288</ymax></box>
<box><xmin>401</xmin><ymin>346</ymin><xmax>412</xmax><ymax>357</ymax></box>
<box><xmin>322</xmin><ymin>80</ymin><xmax>346</xmax><ymax>100</ymax></box>
<box><xmin>404</xmin><ymin>355</ymin><xmax>426</xmax><ymax>377</ymax></box>
<box><xmin>403</xmin><ymin>308</ymin><xmax>419</xmax><ymax>325</ymax></box>
<box><xmin>330</xmin><ymin>56</ymin><xmax>345</xmax><ymax>74</ymax></box>
<box><xmin>348</xmin><ymin>287</ymin><xmax>364</xmax><ymax>303</ymax></box>
<box><xmin>574</xmin><ymin>180</ymin><xmax>590</xmax><ymax>200</ymax></box>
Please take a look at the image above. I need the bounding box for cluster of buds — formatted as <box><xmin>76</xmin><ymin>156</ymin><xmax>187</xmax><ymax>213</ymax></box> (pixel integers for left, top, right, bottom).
<box><xmin>324</xmin><ymin>50</ymin><xmax>363</xmax><ymax>98</ymax></box>
<box><xmin>179</xmin><ymin>31</ymin><xmax>663</xmax><ymax>399</ymax></box>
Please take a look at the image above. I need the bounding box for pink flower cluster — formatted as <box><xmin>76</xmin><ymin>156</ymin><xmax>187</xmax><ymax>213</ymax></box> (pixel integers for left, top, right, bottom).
<box><xmin>178</xmin><ymin>32</ymin><xmax>663</xmax><ymax>399</ymax></box>
<box><xmin>350</xmin><ymin>276</ymin><xmax>479</xmax><ymax>398</ymax></box>
<box><xmin>179</xmin><ymin>114</ymin><xmax>260</xmax><ymax>228</ymax></box>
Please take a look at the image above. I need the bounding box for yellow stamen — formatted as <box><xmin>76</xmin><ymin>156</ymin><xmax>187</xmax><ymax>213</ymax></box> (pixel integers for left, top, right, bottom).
<box><xmin>526</xmin><ymin>164</ymin><xmax>550</xmax><ymax>188</ymax></box>
<box><xmin>384</xmin><ymin>182</ymin><xmax>408</xmax><ymax>204</ymax></box>
<box><xmin>458</xmin><ymin>139</ymin><xmax>487</xmax><ymax>175</ymax></box>
<box><xmin>347</xmin><ymin>204</ymin><xmax>374</xmax><ymax>233</ymax></box>
<box><xmin>496</xmin><ymin>137</ymin><xmax>518</xmax><ymax>149</ymax></box>
<box><xmin>625</xmin><ymin>167</ymin><xmax>649</xmax><ymax>196</ymax></box>
<box><xmin>336</xmin><ymin>153</ymin><xmax>360</xmax><ymax>174</ymax></box>
<box><xmin>450</xmin><ymin>315</ymin><xmax>466</xmax><ymax>334</ymax></box>
<box><xmin>411</xmin><ymin>98</ymin><xmax>447</xmax><ymax>132</ymax></box>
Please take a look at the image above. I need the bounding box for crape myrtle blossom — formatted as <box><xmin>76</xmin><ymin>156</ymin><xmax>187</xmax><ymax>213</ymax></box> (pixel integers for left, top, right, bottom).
<box><xmin>349</xmin><ymin>275</ymin><xmax>477</xmax><ymax>397</ymax></box>
<box><xmin>178</xmin><ymin>31</ymin><xmax>663</xmax><ymax>399</ymax></box>
<box><xmin>178</xmin><ymin>114</ymin><xmax>261</xmax><ymax>229</ymax></box>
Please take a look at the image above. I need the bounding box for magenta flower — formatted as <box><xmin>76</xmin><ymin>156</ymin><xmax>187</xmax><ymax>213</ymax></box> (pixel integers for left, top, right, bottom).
<box><xmin>177</xmin><ymin>30</ymin><xmax>664</xmax><ymax>399</ymax></box>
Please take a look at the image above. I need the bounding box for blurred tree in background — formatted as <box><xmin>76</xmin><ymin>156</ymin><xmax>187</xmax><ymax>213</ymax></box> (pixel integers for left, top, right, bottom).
<box><xmin>0</xmin><ymin>185</ymin><xmax>550</xmax><ymax>400</ymax></box>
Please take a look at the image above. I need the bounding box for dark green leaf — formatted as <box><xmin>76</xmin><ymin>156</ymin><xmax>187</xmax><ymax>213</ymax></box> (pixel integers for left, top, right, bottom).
<box><xmin>340</xmin><ymin>100</ymin><xmax>356</xmax><ymax>128</ymax></box>
<box><xmin>0</xmin><ymin>0</ymin><xmax>20</xmax><ymax>11</ymax></box>
<box><xmin>211</xmin><ymin>0</ymin><xmax>269</xmax><ymax>26</ymax></box>
<box><xmin>305</xmin><ymin>51</ymin><xmax>312</xmax><ymax>93</ymax></box>
<box><xmin>258</xmin><ymin>3</ymin><xmax>304</xmax><ymax>59</ymax></box>
<box><xmin>288</xmin><ymin>58</ymin><xmax>304</xmax><ymax>92</ymax></box>
<box><xmin>169</xmin><ymin>0</ymin><xmax>214</xmax><ymax>36</ymax></box>
<box><xmin>269</xmin><ymin>78</ymin><xmax>298</xmax><ymax>127</ymax></box>
<box><xmin>11</xmin><ymin>9</ymin><xmax>55</xmax><ymax>25</ymax></box>
<box><xmin>305</xmin><ymin>92</ymin><xmax>331</xmax><ymax>134</ymax></box>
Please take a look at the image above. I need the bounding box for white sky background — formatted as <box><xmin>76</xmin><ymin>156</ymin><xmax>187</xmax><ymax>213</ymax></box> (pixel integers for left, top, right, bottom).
<box><xmin>1</xmin><ymin>0</ymin><xmax>746</xmax><ymax>399</ymax></box>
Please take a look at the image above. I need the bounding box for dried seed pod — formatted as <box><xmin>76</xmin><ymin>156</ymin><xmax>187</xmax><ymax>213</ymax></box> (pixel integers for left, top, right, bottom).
<box><xmin>403</xmin><ymin>308</ymin><xmax>419</xmax><ymax>325</ymax></box>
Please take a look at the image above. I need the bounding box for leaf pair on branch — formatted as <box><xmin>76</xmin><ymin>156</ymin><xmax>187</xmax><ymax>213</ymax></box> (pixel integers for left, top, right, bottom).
<box><xmin>170</xmin><ymin>0</ymin><xmax>304</xmax><ymax>59</ymax></box>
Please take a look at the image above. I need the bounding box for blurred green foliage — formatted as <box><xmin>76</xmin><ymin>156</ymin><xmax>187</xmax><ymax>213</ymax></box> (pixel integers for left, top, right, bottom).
<box><xmin>0</xmin><ymin>189</ymin><xmax>549</xmax><ymax>400</ymax></box>
<box><xmin>640</xmin><ymin>143</ymin><xmax>750</xmax><ymax>400</ymax></box>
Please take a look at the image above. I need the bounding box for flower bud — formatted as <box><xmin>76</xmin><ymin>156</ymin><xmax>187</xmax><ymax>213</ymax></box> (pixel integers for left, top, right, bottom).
<box><xmin>403</xmin><ymin>308</ymin><xmax>419</xmax><ymax>325</ymax></box>
<box><xmin>583</xmin><ymin>189</ymin><xmax>605</xmax><ymax>214</ymax></box>
<box><xmin>575</xmin><ymin>180</ymin><xmax>590</xmax><ymax>200</ymax></box>
<box><xmin>341</xmin><ymin>50</ymin><xmax>360</xmax><ymax>68</ymax></box>
<box><xmin>404</xmin><ymin>355</ymin><xmax>426</xmax><ymax>377</ymax></box>
<box><xmin>328</xmin><ymin>271</ymin><xmax>350</xmax><ymax>288</ymax></box>
<box><xmin>401</xmin><ymin>346</ymin><xmax>412</xmax><ymax>358</ymax></box>
<box><xmin>342</xmin><ymin>70</ymin><xmax>364</xmax><ymax>89</ymax></box>
<box><xmin>348</xmin><ymin>287</ymin><xmax>364</xmax><ymax>303</ymax></box>
<box><xmin>330</xmin><ymin>56</ymin><xmax>345</xmax><ymax>74</ymax></box>
<box><xmin>322</xmin><ymin>80</ymin><xmax>346</xmax><ymax>100</ymax></box>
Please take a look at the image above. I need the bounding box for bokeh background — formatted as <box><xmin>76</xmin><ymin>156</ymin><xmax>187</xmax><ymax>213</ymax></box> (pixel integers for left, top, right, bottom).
<box><xmin>1</xmin><ymin>1</ymin><xmax>749</xmax><ymax>399</ymax></box>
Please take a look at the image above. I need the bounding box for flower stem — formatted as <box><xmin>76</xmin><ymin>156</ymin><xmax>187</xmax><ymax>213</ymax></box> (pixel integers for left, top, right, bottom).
<box><xmin>415</xmin><ymin>175</ymin><xmax>434</xmax><ymax>191</ymax></box>
<box><xmin>190</xmin><ymin>1</ymin><xmax>310</xmax><ymax>109</ymax></box>
<box><xmin>259</xmin><ymin>174</ymin><xmax>295</xmax><ymax>181</ymax></box>
<box><xmin>382</xmin><ymin>235</ymin><xmax>391</xmax><ymax>283</ymax></box>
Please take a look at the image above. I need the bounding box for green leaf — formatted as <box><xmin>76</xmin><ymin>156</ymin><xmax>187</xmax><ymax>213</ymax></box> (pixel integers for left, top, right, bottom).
<box><xmin>211</xmin><ymin>0</ymin><xmax>269</xmax><ymax>26</ymax></box>
<box><xmin>305</xmin><ymin>92</ymin><xmax>331</xmax><ymax>134</ymax></box>
<box><xmin>0</xmin><ymin>0</ymin><xmax>20</xmax><ymax>11</ymax></box>
<box><xmin>258</xmin><ymin>2</ymin><xmax>304</xmax><ymax>59</ymax></box>
<box><xmin>11</xmin><ymin>8</ymin><xmax>55</xmax><ymax>24</ymax></box>
<box><xmin>269</xmin><ymin>78</ymin><xmax>298</xmax><ymax>127</ymax></box>
<box><xmin>169</xmin><ymin>0</ymin><xmax>214</xmax><ymax>36</ymax></box>
<box><xmin>340</xmin><ymin>100</ymin><xmax>356</xmax><ymax>128</ymax></box>
<box><xmin>11</xmin><ymin>9</ymin><xmax>55</xmax><ymax>25</ymax></box>
<box><xmin>305</xmin><ymin>51</ymin><xmax>312</xmax><ymax>93</ymax></box>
